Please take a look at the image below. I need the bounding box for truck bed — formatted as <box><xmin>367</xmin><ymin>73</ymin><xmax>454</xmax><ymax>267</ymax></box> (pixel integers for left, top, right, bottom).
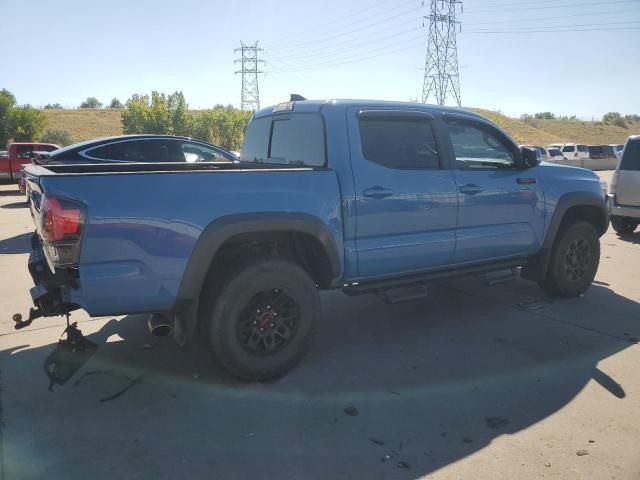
<box><xmin>24</xmin><ymin>163</ymin><xmax>344</xmax><ymax>316</ymax></box>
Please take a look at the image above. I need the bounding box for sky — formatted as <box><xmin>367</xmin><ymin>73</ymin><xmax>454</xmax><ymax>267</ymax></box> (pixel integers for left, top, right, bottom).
<box><xmin>2</xmin><ymin>0</ymin><xmax>639</xmax><ymax>119</ymax></box>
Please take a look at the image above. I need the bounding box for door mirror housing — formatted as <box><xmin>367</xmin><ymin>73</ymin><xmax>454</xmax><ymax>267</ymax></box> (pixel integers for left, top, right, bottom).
<box><xmin>516</xmin><ymin>147</ymin><xmax>541</xmax><ymax>169</ymax></box>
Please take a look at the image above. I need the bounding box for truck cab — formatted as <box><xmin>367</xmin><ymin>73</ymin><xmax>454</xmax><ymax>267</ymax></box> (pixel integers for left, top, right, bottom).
<box><xmin>0</xmin><ymin>142</ymin><xmax>60</xmax><ymax>183</ymax></box>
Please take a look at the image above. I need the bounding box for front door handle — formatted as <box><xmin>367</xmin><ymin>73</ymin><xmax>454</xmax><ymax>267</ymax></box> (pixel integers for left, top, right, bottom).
<box><xmin>363</xmin><ymin>186</ymin><xmax>394</xmax><ymax>199</ymax></box>
<box><xmin>517</xmin><ymin>177</ymin><xmax>537</xmax><ymax>185</ymax></box>
<box><xmin>459</xmin><ymin>184</ymin><xmax>483</xmax><ymax>195</ymax></box>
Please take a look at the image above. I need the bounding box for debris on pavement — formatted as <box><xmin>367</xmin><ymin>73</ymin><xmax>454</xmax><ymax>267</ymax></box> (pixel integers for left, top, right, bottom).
<box><xmin>463</xmin><ymin>437</ymin><xmax>473</xmax><ymax>444</ymax></box>
<box><xmin>369</xmin><ymin>438</ymin><xmax>385</xmax><ymax>446</ymax></box>
<box><xmin>518</xmin><ymin>299</ymin><xmax>551</xmax><ymax>311</ymax></box>
<box><xmin>576</xmin><ymin>449</ymin><xmax>589</xmax><ymax>456</ymax></box>
<box><xmin>344</xmin><ymin>406</ymin><xmax>359</xmax><ymax>416</ymax></box>
<box><xmin>396</xmin><ymin>461</ymin><xmax>411</xmax><ymax>470</ymax></box>
<box><xmin>485</xmin><ymin>416</ymin><xmax>510</xmax><ymax>429</ymax></box>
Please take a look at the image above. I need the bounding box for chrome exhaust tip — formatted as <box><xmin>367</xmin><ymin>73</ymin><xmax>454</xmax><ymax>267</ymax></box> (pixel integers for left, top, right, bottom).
<box><xmin>148</xmin><ymin>314</ymin><xmax>173</xmax><ymax>337</ymax></box>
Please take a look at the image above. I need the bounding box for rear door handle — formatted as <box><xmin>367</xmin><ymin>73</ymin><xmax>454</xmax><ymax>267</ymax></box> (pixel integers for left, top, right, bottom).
<box><xmin>363</xmin><ymin>186</ymin><xmax>394</xmax><ymax>199</ymax></box>
<box><xmin>517</xmin><ymin>177</ymin><xmax>537</xmax><ymax>185</ymax></box>
<box><xmin>459</xmin><ymin>184</ymin><xmax>483</xmax><ymax>195</ymax></box>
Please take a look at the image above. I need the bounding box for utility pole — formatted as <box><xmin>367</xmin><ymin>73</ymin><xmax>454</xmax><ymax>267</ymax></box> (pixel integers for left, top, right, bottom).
<box><xmin>422</xmin><ymin>0</ymin><xmax>463</xmax><ymax>107</ymax></box>
<box><xmin>234</xmin><ymin>41</ymin><xmax>264</xmax><ymax>111</ymax></box>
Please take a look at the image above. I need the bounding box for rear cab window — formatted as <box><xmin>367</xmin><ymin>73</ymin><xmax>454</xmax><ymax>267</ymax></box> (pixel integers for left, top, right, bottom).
<box><xmin>577</xmin><ymin>144</ymin><xmax>588</xmax><ymax>153</ymax></box>
<box><xmin>562</xmin><ymin>145</ymin><xmax>575</xmax><ymax>152</ymax></box>
<box><xmin>240</xmin><ymin>113</ymin><xmax>325</xmax><ymax>167</ymax></box>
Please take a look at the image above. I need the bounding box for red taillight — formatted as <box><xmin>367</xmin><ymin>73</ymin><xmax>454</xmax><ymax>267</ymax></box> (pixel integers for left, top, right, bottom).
<box><xmin>42</xmin><ymin>196</ymin><xmax>83</xmax><ymax>242</ymax></box>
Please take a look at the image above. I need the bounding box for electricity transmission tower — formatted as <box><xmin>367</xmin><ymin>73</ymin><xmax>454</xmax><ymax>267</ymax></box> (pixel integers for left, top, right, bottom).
<box><xmin>422</xmin><ymin>0</ymin><xmax>463</xmax><ymax>106</ymax></box>
<box><xmin>234</xmin><ymin>42</ymin><xmax>264</xmax><ymax>111</ymax></box>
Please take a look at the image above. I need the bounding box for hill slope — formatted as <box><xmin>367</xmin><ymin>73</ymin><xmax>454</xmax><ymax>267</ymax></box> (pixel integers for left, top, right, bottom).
<box><xmin>43</xmin><ymin>109</ymin><xmax>122</xmax><ymax>143</ymax></box>
<box><xmin>42</xmin><ymin>108</ymin><xmax>639</xmax><ymax>146</ymax></box>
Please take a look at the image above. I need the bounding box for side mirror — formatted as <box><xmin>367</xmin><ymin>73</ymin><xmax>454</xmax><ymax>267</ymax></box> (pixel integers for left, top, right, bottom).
<box><xmin>517</xmin><ymin>147</ymin><xmax>541</xmax><ymax>169</ymax></box>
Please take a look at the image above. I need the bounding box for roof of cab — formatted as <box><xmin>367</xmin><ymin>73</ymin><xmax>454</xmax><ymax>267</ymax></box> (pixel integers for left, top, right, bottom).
<box><xmin>253</xmin><ymin>99</ymin><xmax>486</xmax><ymax>120</ymax></box>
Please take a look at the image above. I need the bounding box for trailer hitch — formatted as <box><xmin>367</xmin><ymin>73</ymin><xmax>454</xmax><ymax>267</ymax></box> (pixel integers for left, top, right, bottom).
<box><xmin>43</xmin><ymin>315</ymin><xmax>98</xmax><ymax>390</ymax></box>
<box><xmin>12</xmin><ymin>308</ymin><xmax>43</xmax><ymax>330</ymax></box>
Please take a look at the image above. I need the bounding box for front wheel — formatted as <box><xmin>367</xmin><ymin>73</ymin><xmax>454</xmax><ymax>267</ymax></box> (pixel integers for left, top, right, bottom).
<box><xmin>611</xmin><ymin>216</ymin><xmax>639</xmax><ymax>235</ymax></box>
<box><xmin>540</xmin><ymin>221</ymin><xmax>600</xmax><ymax>297</ymax></box>
<box><xmin>203</xmin><ymin>257</ymin><xmax>320</xmax><ymax>381</ymax></box>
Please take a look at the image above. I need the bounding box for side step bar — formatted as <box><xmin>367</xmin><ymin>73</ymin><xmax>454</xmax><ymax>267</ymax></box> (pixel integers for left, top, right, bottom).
<box><xmin>342</xmin><ymin>259</ymin><xmax>527</xmax><ymax>296</ymax></box>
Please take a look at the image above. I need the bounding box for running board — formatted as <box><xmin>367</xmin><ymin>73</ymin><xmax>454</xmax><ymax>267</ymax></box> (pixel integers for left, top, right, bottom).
<box><xmin>343</xmin><ymin>259</ymin><xmax>527</xmax><ymax>296</ymax></box>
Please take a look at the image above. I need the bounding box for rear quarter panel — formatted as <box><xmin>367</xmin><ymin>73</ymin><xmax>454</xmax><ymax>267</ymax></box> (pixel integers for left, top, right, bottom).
<box><xmin>38</xmin><ymin>169</ymin><xmax>344</xmax><ymax>315</ymax></box>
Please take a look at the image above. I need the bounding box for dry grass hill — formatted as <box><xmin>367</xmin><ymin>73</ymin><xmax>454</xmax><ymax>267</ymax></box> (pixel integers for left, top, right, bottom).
<box><xmin>42</xmin><ymin>108</ymin><xmax>639</xmax><ymax>146</ymax></box>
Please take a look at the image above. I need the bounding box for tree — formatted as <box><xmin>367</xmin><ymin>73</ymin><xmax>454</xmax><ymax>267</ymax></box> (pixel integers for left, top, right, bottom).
<box><xmin>40</xmin><ymin>128</ymin><xmax>73</xmax><ymax>146</ymax></box>
<box><xmin>147</xmin><ymin>91</ymin><xmax>171</xmax><ymax>133</ymax></box>
<box><xmin>121</xmin><ymin>94</ymin><xmax>150</xmax><ymax>134</ymax></box>
<box><xmin>168</xmin><ymin>91</ymin><xmax>190</xmax><ymax>136</ymax></box>
<box><xmin>624</xmin><ymin>114</ymin><xmax>640</xmax><ymax>123</ymax></box>
<box><xmin>44</xmin><ymin>103</ymin><xmax>63</xmax><ymax>109</ymax></box>
<box><xmin>534</xmin><ymin>112</ymin><xmax>556</xmax><ymax>120</ymax></box>
<box><xmin>80</xmin><ymin>97</ymin><xmax>103</xmax><ymax>109</ymax></box>
<box><xmin>0</xmin><ymin>89</ymin><xmax>17</xmax><ymax>147</ymax></box>
<box><xmin>6</xmin><ymin>106</ymin><xmax>47</xmax><ymax>141</ymax></box>
<box><xmin>603</xmin><ymin>112</ymin><xmax>626</xmax><ymax>127</ymax></box>
<box><xmin>109</xmin><ymin>98</ymin><xmax>123</xmax><ymax>109</ymax></box>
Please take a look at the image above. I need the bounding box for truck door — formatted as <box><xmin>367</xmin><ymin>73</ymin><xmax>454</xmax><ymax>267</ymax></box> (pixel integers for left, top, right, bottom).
<box><xmin>443</xmin><ymin>115</ymin><xmax>545</xmax><ymax>263</ymax></box>
<box><xmin>348</xmin><ymin>109</ymin><xmax>458</xmax><ymax>278</ymax></box>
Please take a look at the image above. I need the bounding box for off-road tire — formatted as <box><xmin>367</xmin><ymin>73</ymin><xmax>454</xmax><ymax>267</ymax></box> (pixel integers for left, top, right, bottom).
<box><xmin>202</xmin><ymin>256</ymin><xmax>320</xmax><ymax>381</ymax></box>
<box><xmin>539</xmin><ymin>220</ymin><xmax>600</xmax><ymax>297</ymax></box>
<box><xmin>611</xmin><ymin>216</ymin><xmax>638</xmax><ymax>235</ymax></box>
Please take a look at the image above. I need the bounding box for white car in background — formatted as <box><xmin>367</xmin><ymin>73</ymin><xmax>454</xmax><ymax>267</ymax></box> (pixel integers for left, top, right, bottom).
<box><xmin>610</xmin><ymin>144</ymin><xmax>624</xmax><ymax>161</ymax></box>
<box><xmin>547</xmin><ymin>147</ymin><xmax>564</xmax><ymax>161</ymax></box>
<box><xmin>561</xmin><ymin>143</ymin><xmax>589</xmax><ymax>160</ymax></box>
<box><xmin>521</xmin><ymin>145</ymin><xmax>550</xmax><ymax>161</ymax></box>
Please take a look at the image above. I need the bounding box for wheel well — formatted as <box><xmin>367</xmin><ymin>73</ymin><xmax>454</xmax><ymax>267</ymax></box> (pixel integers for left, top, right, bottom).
<box><xmin>207</xmin><ymin>231</ymin><xmax>335</xmax><ymax>288</ymax></box>
<box><xmin>561</xmin><ymin>205</ymin><xmax>608</xmax><ymax>235</ymax></box>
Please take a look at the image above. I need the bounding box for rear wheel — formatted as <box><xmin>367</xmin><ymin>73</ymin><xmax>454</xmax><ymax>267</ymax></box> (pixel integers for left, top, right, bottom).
<box><xmin>540</xmin><ymin>221</ymin><xmax>600</xmax><ymax>297</ymax></box>
<box><xmin>611</xmin><ymin>216</ymin><xmax>639</xmax><ymax>235</ymax></box>
<box><xmin>202</xmin><ymin>257</ymin><xmax>320</xmax><ymax>381</ymax></box>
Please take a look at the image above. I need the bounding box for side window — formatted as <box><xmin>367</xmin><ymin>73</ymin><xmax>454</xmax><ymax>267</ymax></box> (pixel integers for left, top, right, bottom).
<box><xmin>181</xmin><ymin>142</ymin><xmax>227</xmax><ymax>163</ymax></box>
<box><xmin>85</xmin><ymin>145</ymin><xmax>107</xmax><ymax>159</ymax></box>
<box><xmin>562</xmin><ymin>145</ymin><xmax>575</xmax><ymax>153</ymax></box>
<box><xmin>620</xmin><ymin>140</ymin><xmax>640</xmax><ymax>171</ymax></box>
<box><xmin>447</xmin><ymin>121</ymin><xmax>515</xmax><ymax>169</ymax></box>
<box><xmin>240</xmin><ymin>117</ymin><xmax>271</xmax><ymax>163</ymax></box>
<box><xmin>16</xmin><ymin>146</ymin><xmax>34</xmax><ymax>159</ymax></box>
<box><xmin>269</xmin><ymin>114</ymin><xmax>325</xmax><ymax>166</ymax></box>
<box><xmin>358</xmin><ymin>115</ymin><xmax>440</xmax><ymax>169</ymax></box>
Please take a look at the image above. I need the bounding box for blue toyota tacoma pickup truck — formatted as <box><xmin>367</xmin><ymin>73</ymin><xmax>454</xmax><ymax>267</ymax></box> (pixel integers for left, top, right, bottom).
<box><xmin>21</xmin><ymin>99</ymin><xmax>608</xmax><ymax>382</ymax></box>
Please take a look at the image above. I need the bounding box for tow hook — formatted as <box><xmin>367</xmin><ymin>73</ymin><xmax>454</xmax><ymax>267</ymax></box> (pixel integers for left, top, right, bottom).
<box><xmin>12</xmin><ymin>308</ymin><xmax>43</xmax><ymax>330</ymax></box>
<box><xmin>43</xmin><ymin>314</ymin><xmax>98</xmax><ymax>390</ymax></box>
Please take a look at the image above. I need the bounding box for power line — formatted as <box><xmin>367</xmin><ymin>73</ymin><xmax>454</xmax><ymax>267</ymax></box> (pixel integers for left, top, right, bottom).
<box><xmin>464</xmin><ymin>26</ymin><xmax>640</xmax><ymax>34</ymax></box>
<box><xmin>470</xmin><ymin>20</ymin><xmax>640</xmax><ymax>31</ymax></box>
<box><xmin>465</xmin><ymin>8</ymin><xmax>640</xmax><ymax>26</ymax></box>
<box><xmin>267</xmin><ymin>22</ymin><xmax>419</xmax><ymax>64</ymax></box>
<box><xmin>270</xmin><ymin>38</ymin><xmax>425</xmax><ymax>73</ymax></box>
<box><xmin>269</xmin><ymin>4</ymin><xmax>422</xmax><ymax>55</ymax></box>
<box><xmin>267</xmin><ymin>0</ymin><xmax>416</xmax><ymax>49</ymax></box>
<box><xmin>465</xmin><ymin>0</ymin><xmax>638</xmax><ymax>14</ymax></box>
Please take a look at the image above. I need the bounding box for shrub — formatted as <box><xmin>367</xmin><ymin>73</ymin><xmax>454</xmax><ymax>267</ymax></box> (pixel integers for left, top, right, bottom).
<box><xmin>40</xmin><ymin>128</ymin><xmax>73</xmax><ymax>146</ymax></box>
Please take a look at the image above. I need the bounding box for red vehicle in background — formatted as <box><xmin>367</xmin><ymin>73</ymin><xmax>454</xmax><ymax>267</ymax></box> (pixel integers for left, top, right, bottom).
<box><xmin>1</xmin><ymin>142</ymin><xmax>60</xmax><ymax>192</ymax></box>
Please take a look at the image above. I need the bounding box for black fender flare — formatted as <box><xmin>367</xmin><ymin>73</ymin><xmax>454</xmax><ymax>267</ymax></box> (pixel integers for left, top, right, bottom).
<box><xmin>172</xmin><ymin>212</ymin><xmax>342</xmax><ymax>345</ymax></box>
<box><xmin>522</xmin><ymin>191</ymin><xmax>608</xmax><ymax>281</ymax></box>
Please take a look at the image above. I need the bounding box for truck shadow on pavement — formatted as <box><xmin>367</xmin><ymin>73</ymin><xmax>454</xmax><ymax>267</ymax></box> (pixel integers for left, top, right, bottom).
<box><xmin>1</xmin><ymin>280</ymin><xmax>638</xmax><ymax>479</ymax></box>
<box><xmin>0</xmin><ymin>232</ymin><xmax>32</xmax><ymax>254</ymax></box>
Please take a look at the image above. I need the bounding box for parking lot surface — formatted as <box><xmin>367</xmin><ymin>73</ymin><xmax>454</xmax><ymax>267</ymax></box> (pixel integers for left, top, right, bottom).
<box><xmin>0</xmin><ymin>173</ymin><xmax>638</xmax><ymax>479</ymax></box>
